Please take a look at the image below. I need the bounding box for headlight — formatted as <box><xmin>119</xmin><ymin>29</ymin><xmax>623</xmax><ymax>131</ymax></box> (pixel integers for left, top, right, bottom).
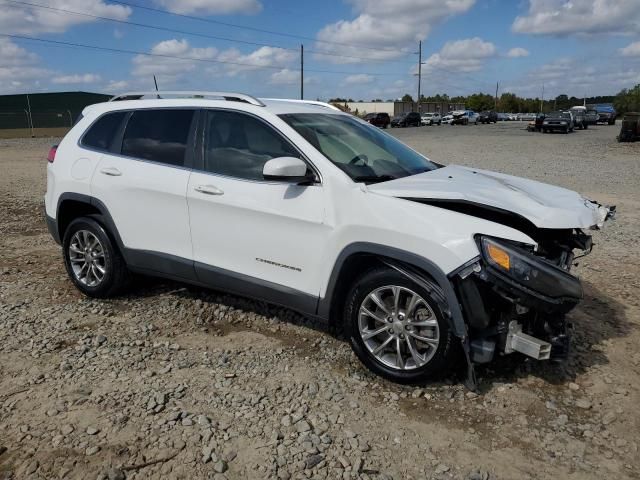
<box><xmin>477</xmin><ymin>236</ymin><xmax>582</xmax><ymax>299</ymax></box>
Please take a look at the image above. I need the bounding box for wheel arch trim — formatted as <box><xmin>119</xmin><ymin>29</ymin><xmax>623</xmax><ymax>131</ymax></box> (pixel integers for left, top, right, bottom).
<box><xmin>55</xmin><ymin>193</ymin><xmax>128</xmax><ymax>260</ymax></box>
<box><xmin>317</xmin><ymin>242</ymin><xmax>466</xmax><ymax>338</ymax></box>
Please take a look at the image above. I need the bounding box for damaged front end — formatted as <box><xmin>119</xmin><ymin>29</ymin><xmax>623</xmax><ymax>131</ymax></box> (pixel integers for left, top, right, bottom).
<box><xmin>452</xmin><ymin>229</ymin><xmax>595</xmax><ymax>367</ymax></box>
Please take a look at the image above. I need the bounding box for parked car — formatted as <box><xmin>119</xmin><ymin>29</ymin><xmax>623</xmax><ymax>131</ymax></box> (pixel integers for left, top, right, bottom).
<box><xmin>44</xmin><ymin>90</ymin><xmax>615</xmax><ymax>387</ymax></box>
<box><xmin>569</xmin><ymin>106</ymin><xmax>588</xmax><ymax>129</ymax></box>
<box><xmin>542</xmin><ymin>111</ymin><xmax>574</xmax><ymax>133</ymax></box>
<box><xmin>391</xmin><ymin>111</ymin><xmax>421</xmax><ymax>127</ymax></box>
<box><xmin>441</xmin><ymin>112</ymin><xmax>454</xmax><ymax>124</ymax></box>
<box><xmin>364</xmin><ymin>112</ymin><xmax>390</xmax><ymax>129</ymax></box>
<box><xmin>585</xmin><ymin>109</ymin><xmax>599</xmax><ymax>126</ymax></box>
<box><xmin>520</xmin><ymin>113</ymin><xmax>536</xmax><ymax>121</ymax></box>
<box><xmin>526</xmin><ymin>113</ymin><xmax>545</xmax><ymax>132</ymax></box>
<box><xmin>421</xmin><ymin>112</ymin><xmax>442</xmax><ymax>125</ymax></box>
<box><xmin>587</xmin><ymin>103</ymin><xmax>616</xmax><ymax>125</ymax></box>
<box><xmin>617</xmin><ymin>112</ymin><xmax>640</xmax><ymax>142</ymax></box>
<box><xmin>451</xmin><ymin>110</ymin><xmax>479</xmax><ymax>125</ymax></box>
<box><xmin>478</xmin><ymin>111</ymin><xmax>498</xmax><ymax>124</ymax></box>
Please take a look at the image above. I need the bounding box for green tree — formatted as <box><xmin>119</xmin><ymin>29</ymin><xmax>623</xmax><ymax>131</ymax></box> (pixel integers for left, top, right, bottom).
<box><xmin>401</xmin><ymin>93</ymin><xmax>414</xmax><ymax>102</ymax></box>
<box><xmin>614</xmin><ymin>84</ymin><xmax>640</xmax><ymax>114</ymax></box>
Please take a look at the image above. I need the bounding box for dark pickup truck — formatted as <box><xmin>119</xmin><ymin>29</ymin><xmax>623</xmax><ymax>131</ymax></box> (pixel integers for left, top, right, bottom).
<box><xmin>587</xmin><ymin>103</ymin><xmax>617</xmax><ymax>125</ymax></box>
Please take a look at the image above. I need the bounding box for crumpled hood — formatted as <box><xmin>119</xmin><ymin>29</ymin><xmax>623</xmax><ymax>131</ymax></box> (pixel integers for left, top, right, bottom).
<box><xmin>367</xmin><ymin>165</ymin><xmax>611</xmax><ymax>229</ymax></box>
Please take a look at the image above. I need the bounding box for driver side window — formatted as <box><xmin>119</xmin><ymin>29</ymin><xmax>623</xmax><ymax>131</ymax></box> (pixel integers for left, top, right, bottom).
<box><xmin>203</xmin><ymin>110</ymin><xmax>299</xmax><ymax>181</ymax></box>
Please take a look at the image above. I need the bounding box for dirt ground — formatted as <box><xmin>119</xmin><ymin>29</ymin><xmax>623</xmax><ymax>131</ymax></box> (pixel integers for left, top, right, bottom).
<box><xmin>1</xmin><ymin>122</ymin><xmax>639</xmax><ymax>480</ymax></box>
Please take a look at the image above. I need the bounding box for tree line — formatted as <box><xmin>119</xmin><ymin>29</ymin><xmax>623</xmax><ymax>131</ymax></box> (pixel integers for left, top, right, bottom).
<box><xmin>330</xmin><ymin>84</ymin><xmax>640</xmax><ymax>114</ymax></box>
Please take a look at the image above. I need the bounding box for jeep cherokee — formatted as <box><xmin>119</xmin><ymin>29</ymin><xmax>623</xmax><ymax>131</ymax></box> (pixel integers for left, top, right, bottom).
<box><xmin>45</xmin><ymin>91</ymin><xmax>615</xmax><ymax>388</ymax></box>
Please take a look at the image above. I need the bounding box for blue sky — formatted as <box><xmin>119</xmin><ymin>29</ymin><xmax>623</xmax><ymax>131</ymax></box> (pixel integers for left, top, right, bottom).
<box><xmin>1</xmin><ymin>0</ymin><xmax>639</xmax><ymax>100</ymax></box>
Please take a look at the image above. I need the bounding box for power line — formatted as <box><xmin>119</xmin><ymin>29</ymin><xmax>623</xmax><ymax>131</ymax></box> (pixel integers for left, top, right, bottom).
<box><xmin>1</xmin><ymin>33</ymin><xmax>399</xmax><ymax>76</ymax></box>
<box><xmin>3</xmin><ymin>0</ymin><xmax>415</xmax><ymax>64</ymax></box>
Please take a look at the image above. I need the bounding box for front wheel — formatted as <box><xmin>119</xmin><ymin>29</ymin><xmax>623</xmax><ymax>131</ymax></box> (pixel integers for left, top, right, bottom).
<box><xmin>62</xmin><ymin>217</ymin><xmax>130</xmax><ymax>298</ymax></box>
<box><xmin>345</xmin><ymin>267</ymin><xmax>455</xmax><ymax>383</ymax></box>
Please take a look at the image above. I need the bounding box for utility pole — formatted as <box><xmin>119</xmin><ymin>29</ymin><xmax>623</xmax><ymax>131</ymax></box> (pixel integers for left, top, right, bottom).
<box><xmin>495</xmin><ymin>82</ymin><xmax>499</xmax><ymax>110</ymax></box>
<box><xmin>416</xmin><ymin>40</ymin><xmax>422</xmax><ymax>113</ymax></box>
<box><xmin>540</xmin><ymin>84</ymin><xmax>544</xmax><ymax>112</ymax></box>
<box><xmin>300</xmin><ymin>44</ymin><xmax>304</xmax><ymax>100</ymax></box>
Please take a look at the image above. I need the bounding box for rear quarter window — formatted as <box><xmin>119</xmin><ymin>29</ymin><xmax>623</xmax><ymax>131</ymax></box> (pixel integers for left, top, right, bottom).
<box><xmin>81</xmin><ymin>111</ymin><xmax>127</xmax><ymax>151</ymax></box>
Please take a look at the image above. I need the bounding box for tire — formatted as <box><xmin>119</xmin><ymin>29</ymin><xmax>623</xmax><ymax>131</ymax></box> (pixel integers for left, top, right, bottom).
<box><xmin>564</xmin><ymin>127</ymin><xmax>569</xmax><ymax>134</ymax></box>
<box><xmin>62</xmin><ymin>217</ymin><xmax>130</xmax><ymax>298</ymax></box>
<box><xmin>345</xmin><ymin>266</ymin><xmax>455</xmax><ymax>383</ymax></box>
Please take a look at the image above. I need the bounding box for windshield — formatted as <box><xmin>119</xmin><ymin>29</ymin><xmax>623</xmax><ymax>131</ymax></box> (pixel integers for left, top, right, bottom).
<box><xmin>279</xmin><ymin>113</ymin><xmax>439</xmax><ymax>183</ymax></box>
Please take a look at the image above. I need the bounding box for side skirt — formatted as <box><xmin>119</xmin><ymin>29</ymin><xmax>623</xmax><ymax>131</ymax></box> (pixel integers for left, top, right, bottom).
<box><xmin>124</xmin><ymin>248</ymin><xmax>318</xmax><ymax>318</ymax></box>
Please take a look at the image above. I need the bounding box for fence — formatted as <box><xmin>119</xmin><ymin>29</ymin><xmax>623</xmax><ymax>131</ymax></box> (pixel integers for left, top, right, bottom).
<box><xmin>0</xmin><ymin>110</ymin><xmax>76</xmax><ymax>138</ymax></box>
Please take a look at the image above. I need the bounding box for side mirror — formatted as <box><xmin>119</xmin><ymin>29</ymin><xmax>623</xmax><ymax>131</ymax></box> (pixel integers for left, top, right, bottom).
<box><xmin>263</xmin><ymin>157</ymin><xmax>315</xmax><ymax>183</ymax></box>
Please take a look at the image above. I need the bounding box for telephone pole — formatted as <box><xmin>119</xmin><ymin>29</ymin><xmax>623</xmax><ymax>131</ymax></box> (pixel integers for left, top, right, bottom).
<box><xmin>495</xmin><ymin>82</ymin><xmax>499</xmax><ymax>110</ymax></box>
<box><xmin>540</xmin><ymin>83</ymin><xmax>544</xmax><ymax>112</ymax></box>
<box><xmin>416</xmin><ymin>40</ymin><xmax>422</xmax><ymax>112</ymax></box>
<box><xmin>300</xmin><ymin>44</ymin><xmax>304</xmax><ymax>100</ymax></box>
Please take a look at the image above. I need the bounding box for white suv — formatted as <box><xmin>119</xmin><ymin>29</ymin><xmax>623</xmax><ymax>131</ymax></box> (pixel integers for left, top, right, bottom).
<box><xmin>45</xmin><ymin>91</ymin><xmax>614</xmax><ymax>388</ymax></box>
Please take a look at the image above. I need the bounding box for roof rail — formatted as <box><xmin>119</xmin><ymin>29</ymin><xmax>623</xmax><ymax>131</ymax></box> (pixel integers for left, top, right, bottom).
<box><xmin>261</xmin><ymin>98</ymin><xmax>342</xmax><ymax>111</ymax></box>
<box><xmin>109</xmin><ymin>91</ymin><xmax>265</xmax><ymax>107</ymax></box>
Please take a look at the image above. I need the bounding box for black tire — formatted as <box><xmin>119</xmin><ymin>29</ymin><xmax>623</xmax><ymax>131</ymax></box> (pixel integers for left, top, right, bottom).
<box><xmin>62</xmin><ymin>217</ymin><xmax>130</xmax><ymax>298</ymax></box>
<box><xmin>344</xmin><ymin>266</ymin><xmax>455</xmax><ymax>383</ymax></box>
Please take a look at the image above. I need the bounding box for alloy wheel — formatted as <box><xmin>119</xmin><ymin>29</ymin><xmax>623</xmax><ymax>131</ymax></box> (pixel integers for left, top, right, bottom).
<box><xmin>358</xmin><ymin>285</ymin><xmax>440</xmax><ymax>370</ymax></box>
<box><xmin>68</xmin><ymin>230</ymin><xmax>106</xmax><ymax>287</ymax></box>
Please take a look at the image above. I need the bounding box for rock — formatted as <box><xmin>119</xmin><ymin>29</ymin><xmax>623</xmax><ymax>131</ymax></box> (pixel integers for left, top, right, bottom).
<box><xmin>575</xmin><ymin>398</ymin><xmax>592</xmax><ymax>409</ymax></box>
<box><xmin>181</xmin><ymin>418</ymin><xmax>194</xmax><ymax>426</ymax></box>
<box><xmin>223</xmin><ymin>450</ymin><xmax>237</xmax><ymax>462</ymax></box>
<box><xmin>568</xmin><ymin>382</ymin><xmax>580</xmax><ymax>391</ymax></box>
<box><xmin>86</xmin><ymin>426</ymin><xmax>100</xmax><ymax>435</ymax></box>
<box><xmin>86</xmin><ymin>445</ymin><xmax>100</xmax><ymax>455</ymax></box>
<box><xmin>305</xmin><ymin>454</ymin><xmax>323</xmax><ymax>469</ymax></box>
<box><xmin>213</xmin><ymin>460</ymin><xmax>228</xmax><ymax>473</ymax></box>
<box><xmin>602</xmin><ymin>412</ymin><xmax>617</xmax><ymax>425</ymax></box>
<box><xmin>24</xmin><ymin>460</ymin><xmax>39</xmax><ymax>475</ymax></box>
<box><xmin>61</xmin><ymin>424</ymin><xmax>74</xmax><ymax>435</ymax></box>
<box><xmin>296</xmin><ymin>420</ymin><xmax>311</xmax><ymax>433</ymax></box>
<box><xmin>435</xmin><ymin>464</ymin><xmax>450</xmax><ymax>474</ymax></box>
<box><xmin>106</xmin><ymin>468</ymin><xmax>125</xmax><ymax>480</ymax></box>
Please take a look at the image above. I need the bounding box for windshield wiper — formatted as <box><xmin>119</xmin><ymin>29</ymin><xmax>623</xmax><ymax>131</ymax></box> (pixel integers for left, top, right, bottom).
<box><xmin>352</xmin><ymin>174</ymin><xmax>397</xmax><ymax>184</ymax></box>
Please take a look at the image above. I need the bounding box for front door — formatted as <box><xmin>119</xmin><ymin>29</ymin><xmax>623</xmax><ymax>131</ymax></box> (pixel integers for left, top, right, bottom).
<box><xmin>186</xmin><ymin>109</ymin><xmax>328</xmax><ymax>311</ymax></box>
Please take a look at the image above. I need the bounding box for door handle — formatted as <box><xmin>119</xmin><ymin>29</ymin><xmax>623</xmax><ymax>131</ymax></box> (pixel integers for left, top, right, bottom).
<box><xmin>194</xmin><ymin>184</ymin><xmax>224</xmax><ymax>196</ymax></box>
<box><xmin>100</xmin><ymin>167</ymin><xmax>122</xmax><ymax>177</ymax></box>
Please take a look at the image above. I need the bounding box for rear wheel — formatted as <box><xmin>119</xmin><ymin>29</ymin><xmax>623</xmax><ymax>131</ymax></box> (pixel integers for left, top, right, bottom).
<box><xmin>345</xmin><ymin>267</ymin><xmax>455</xmax><ymax>383</ymax></box>
<box><xmin>62</xmin><ymin>217</ymin><xmax>130</xmax><ymax>298</ymax></box>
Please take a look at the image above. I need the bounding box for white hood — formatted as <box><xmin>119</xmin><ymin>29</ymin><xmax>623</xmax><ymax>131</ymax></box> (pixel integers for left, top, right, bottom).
<box><xmin>367</xmin><ymin>165</ymin><xmax>610</xmax><ymax>229</ymax></box>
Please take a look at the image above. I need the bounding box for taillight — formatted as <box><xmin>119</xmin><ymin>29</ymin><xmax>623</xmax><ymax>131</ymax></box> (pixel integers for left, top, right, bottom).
<box><xmin>47</xmin><ymin>145</ymin><xmax>58</xmax><ymax>163</ymax></box>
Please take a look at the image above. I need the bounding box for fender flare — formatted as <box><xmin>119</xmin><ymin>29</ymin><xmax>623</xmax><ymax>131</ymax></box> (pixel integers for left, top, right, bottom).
<box><xmin>56</xmin><ymin>193</ymin><xmax>128</xmax><ymax>259</ymax></box>
<box><xmin>317</xmin><ymin>242</ymin><xmax>467</xmax><ymax>338</ymax></box>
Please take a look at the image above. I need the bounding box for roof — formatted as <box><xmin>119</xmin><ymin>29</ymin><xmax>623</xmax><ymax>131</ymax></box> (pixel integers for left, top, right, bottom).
<box><xmin>83</xmin><ymin>92</ymin><xmax>344</xmax><ymax>117</ymax></box>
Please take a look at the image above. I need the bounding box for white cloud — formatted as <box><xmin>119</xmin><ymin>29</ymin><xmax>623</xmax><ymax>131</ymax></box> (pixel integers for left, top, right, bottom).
<box><xmin>0</xmin><ymin>0</ymin><xmax>131</xmax><ymax>35</ymax></box>
<box><xmin>344</xmin><ymin>74</ymin><xmax>374</xmax><ymax>84</ymax></box>
<box><xmin>132</xmin><ymin>39</ymin><xmax>217</xmax><ymax>84</ymax></box>
<box><xmin>507</xmin><ymin>47</ymin><xmax>530</xmax><ymax>58</ymax></box>
<box><xmin>52</xmin><ymin>74</ymin><xmax>102</xmax><ymax>84</ymax></box>
<box><xmin>423</xmin><ymin>37</ymin><xmax>496</xmax><ymax>73</ymax></box>
<box><xmin>217</xmin><ymin>46</ymin><xmax>297</xmax><ymax>76</ymax></box>
<box><xmin>154</xmin><ymin>0</ymin><xmax>261</xmax><ymax>15</ymax></box>
<box><xmin>0</xmin><ymin>38</ymin><xmax>49</xmax><ymax>93</ymax></box>
<box><xmin>619</xmin><ymin>41</ymin><xmax>640</xmax><ymax>57</ymax></box>
<box><xmin>314</xmin><ymin>0</ymin><xmax>475</xmax><ymax>64</ymax></box>
<box><xmin>512</xmin><ymin>0</ymin><xmax>640</xmax><ymax>36</ymax></box>
<box><xmin>270</xmin><ymin>69</ymin><xmax>299</xmax><ymax>85</ymax></box>
<box><xmin>104</xmin><ymin>80</ymin><xmax>129</xmax><ymax>93</ymax></box>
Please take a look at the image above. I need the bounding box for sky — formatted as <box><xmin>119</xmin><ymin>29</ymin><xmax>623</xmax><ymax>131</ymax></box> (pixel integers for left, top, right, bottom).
<box><xmin>1</xmin><ymin>0</ymin><xmax>640</xmax><ymax>100</ymax></box>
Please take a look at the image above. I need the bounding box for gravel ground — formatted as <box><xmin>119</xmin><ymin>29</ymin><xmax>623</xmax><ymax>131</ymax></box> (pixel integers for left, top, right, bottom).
<box><xmin>1</xmin><ymin>122</ymin><xmax>639</xmax><ymax>480</ymax></box>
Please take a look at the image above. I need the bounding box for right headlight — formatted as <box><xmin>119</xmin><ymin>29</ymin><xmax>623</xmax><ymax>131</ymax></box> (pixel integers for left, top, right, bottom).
<box><xmin>477</xmin><ymin>236</ymin><xmax>583</xmax><ymax>300</ymax></box>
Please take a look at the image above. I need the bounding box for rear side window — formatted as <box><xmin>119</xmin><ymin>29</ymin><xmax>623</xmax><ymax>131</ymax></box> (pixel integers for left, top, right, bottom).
<box><xmin>81</xmin><ymin>111</ymin><xmax>126</xmax><ymax>151</ymax></box>
<box><xmin>121</xmin><ymin>109</ymin><xmax>195</xmax><ymax>167</ymax></box>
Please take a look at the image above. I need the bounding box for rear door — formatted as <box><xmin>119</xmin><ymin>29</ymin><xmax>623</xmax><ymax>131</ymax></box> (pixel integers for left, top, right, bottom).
<box><xmin>91</xmin><ymin>108</ymin><xmax>197</xmax><ymax>272</ymax></box>
<box><xmin>186</xmin><ymin>109</ymin><xmax>327</xmax><ymax>309</ymax></box>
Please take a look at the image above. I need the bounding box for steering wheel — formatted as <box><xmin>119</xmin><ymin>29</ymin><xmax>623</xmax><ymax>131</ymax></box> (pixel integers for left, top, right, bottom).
<box><xmin>349</xmin><ymin>154</ymin><xmax>369</xmax><ymax>166</ymax></box>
